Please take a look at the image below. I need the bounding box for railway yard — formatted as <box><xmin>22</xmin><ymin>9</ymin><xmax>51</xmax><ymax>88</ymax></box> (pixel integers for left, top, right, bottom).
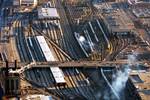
<box><xmin>0</xmin><ymin>0</ymin><xmax>150</xmax><ymax>100</ymax></box>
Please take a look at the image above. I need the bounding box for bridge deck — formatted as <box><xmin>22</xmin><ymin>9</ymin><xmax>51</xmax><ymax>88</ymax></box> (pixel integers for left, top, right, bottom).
<box><xmin>0</xmin><ymin>60</ymin><xmax>148</xmax><ymax>68</ymax></box>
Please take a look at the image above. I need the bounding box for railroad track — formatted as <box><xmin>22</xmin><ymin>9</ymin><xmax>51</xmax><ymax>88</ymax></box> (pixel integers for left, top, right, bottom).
<box><xmin>23</xmin><ymin>67</ymin><xmax>100</xmax><ymax>99</ymax></box>
<box><xmin>32</xmin><ymin>21</ymin><xmax>72</xmax><ymax>61</ymax></box>
<box><xmin>32</xmin><ymin>1</ymin><xmax>85</xmax><ymax>60</ymax></box>
<box><xmin>30</xmin><ymin>21</ymin><xmax>68</xmax><ymax>61</ymax></box>
<box><xmin>15</xmin><ymin>20</ymin><xmax>32</xmax><ymax>62</ymax></box>
<box><xmin>26</xmin><ymin>37</ymin><xmax>46</xmax><ymax>62</ymax></box>
<box><xmin>108</xmin><ymin>36</ymin><xmax>130</xmax><ymax>60</ymax></box>
<box><xmin>54</xmin><ymin>0</ymin><xmax>86</xmax><ymax>59</ymax></box>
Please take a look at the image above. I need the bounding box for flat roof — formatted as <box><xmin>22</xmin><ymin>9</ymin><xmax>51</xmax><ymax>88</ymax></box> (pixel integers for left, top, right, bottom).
<box><xmin>38</xmin><ymin>8</ymin><xmax>60</xmax><ymax>19</ymax></box>
<box><xmin>130</xmin><ymin>71</ymin><xmax>150</xmax><ymax>100</ymax></box>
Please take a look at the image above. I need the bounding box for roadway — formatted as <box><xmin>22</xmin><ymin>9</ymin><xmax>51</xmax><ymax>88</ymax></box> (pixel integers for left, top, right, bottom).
<box><xmin>33</xmin><ymin>60</ymin><xmax>149</xmax><ymax>68</ymax></box>
<box><xmin>0</xmin><ymin>60</ymin><xmax>149</xmax><ymax>69</ymax></box>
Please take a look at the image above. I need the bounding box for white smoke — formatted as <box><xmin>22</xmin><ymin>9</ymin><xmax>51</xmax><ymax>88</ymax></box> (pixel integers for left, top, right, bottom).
<box><xmin>128</xmin><ymin>51</ymin><xmax>138</xmax><ymax>66</ymax></box>
<box><xmin>112</xmin><ymin>66</ymin><xmax>131</xmax><ymax>97</ymax></box>
<box><xmin>128</xmin><ymin>55</ymin><xmax>136</xmax><ymax>65</ymax></box>
<box><xmin>78</xmin><ymin>35</ymin><xmax>95</xmax><ymax>52</ymax></box>
<box><xmin>79</xmin><ymin>36</ymin><xmax>86</xmax><ymax>43</ymax></box>
<box><xmin>79</xmin><ymin>36</ymin><xmax>90</xmax><ymax>49</ymax></box>
<box><xmin>109</xmin><ymin>53</ymin><xmax>138</xmax><ymax>100</ymax></box>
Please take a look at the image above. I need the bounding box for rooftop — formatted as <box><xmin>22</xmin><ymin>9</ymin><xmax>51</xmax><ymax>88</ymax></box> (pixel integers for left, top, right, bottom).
<box><xmin>38</xmin><ymin>8</ymin><xmax>60</xmax><ymax>19</ymax></box>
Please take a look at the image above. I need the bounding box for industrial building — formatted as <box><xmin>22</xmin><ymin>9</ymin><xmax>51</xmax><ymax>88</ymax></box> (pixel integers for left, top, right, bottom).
<box><xmin>38</xmin><ymin>7</ymin><xmax>60</xmax><ymax>20</ymax></box>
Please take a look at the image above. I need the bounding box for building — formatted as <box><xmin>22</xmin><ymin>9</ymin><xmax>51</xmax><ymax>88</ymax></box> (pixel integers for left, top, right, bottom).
<box><xmin>13</xmin><ymin>0</ymin><xmax>38</xmax><ymax>12</ymax></box>
<box><xmin>38</xmin><ymin>7</ymin><xmax>60</xmax><ymax>20</ymax></box>
<box><xmin>13</xmin><ymin>0</ymin><xmax>37</xmax><ymax>6</ymax></box>
<box><xmin>102</xmin><ymin>10</ymin><xmax>134</xmax><ymax>33</ymax></box>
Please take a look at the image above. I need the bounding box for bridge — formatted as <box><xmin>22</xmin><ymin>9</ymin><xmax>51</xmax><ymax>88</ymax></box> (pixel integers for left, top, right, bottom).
<box><xmin>32</xmin><ymin>60</ymin><xmax>148</xmax><ymax>68</ymax></box>
<box><xmin>0</xmin><ymin>60</ymin><xmax>148</xmax><ymax>69</ymax></box>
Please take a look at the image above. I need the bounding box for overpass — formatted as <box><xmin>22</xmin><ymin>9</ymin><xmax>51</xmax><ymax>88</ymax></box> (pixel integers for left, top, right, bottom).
<box><xmin>32</xmin><ymin>60</ymin><xmax>148</xmax><ymax>68</ymax></box>
<box><xmin>0</xmin><ymin>60</ymin><xmax>148</xmax><ymax>69</ymax></box>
